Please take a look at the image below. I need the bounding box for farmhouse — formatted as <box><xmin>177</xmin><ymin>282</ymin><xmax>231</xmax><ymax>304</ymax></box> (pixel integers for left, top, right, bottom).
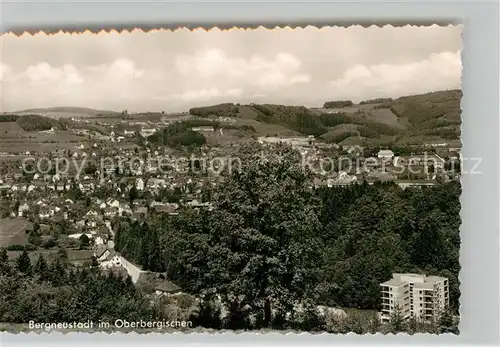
<box><xmin>140</xmin><ymin>128</ymin><xmax>157</xmax><ymax>138</ymax></box>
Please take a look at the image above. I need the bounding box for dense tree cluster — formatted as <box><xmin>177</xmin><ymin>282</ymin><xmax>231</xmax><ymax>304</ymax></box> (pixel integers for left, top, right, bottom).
<box><xmin>251</xmin><ymin>104</ymin><xmax>327</xmax><ymax>136</ymax></box>
<box><xmin>323</xmin><ymin>100</ymin><xmax>354</xmax><ymax>108</ymax></box>
<box><xmin>148</xmin><ymin>121</ymin><xmax>207</xmax><ymax>148</ymax></box>
<box><xmin>0</xmin><ymin>115</ymin><xmax>19</xmax><ymax>122</ymax></box>
<box><xmin>189</xmin><ymin>103</ymin><xmax>239</xmax><ymax>118</ymax></box>
<box><xmin>0</xmin><ymin>249</ymin><xmax>152</xmax><ymax>323</ymax></box>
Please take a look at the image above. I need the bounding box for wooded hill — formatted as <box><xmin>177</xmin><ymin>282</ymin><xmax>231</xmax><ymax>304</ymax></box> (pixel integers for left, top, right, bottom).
<box><xmin>0</xmin><ymin>114</ymin><xmax>68</xmax><ymax>131</ymax></box>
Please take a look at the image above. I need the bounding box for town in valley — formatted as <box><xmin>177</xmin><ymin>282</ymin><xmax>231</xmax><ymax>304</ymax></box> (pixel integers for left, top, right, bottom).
<box><xmin>0</xmin><ymin>92</ymin><xmax>461</xmax><ymax>333</ymax></box>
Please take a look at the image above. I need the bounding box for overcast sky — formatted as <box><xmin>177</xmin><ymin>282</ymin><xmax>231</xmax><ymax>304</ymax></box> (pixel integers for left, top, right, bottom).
<box><xmin>0</xmin><ymin>25</ymin><xmax>462</xmax><ymax>113</ymax></box>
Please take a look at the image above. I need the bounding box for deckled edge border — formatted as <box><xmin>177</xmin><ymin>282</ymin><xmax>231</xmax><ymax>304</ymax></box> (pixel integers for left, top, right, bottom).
<box><xmin>0</xmin><ymin>22</ymin><xmax>464</xmax><ymax>339</ymax></box>
<box><xmin>0</xmin><ymin>22</ymin><xmax>462</xmax><ymax>36</ymax></box>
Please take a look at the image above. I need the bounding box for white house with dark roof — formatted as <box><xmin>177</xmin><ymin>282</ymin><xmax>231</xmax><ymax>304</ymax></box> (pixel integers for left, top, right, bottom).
<box><xmin>136</xmin><ymin>178</ymin><xmax>145</xmax><ymax>191</ymax></box>
<box><xmin>377</xmin><ymin>149</ymin><xmax>394</xmax><ymax>161</ymax></box>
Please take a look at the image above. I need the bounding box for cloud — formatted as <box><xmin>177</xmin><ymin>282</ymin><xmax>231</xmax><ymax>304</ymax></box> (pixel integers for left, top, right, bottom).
<box><xmin>0</xmin><ymin>26</ymin><xmax>462</xmax><ymax>112</ymax></box>
<box><xmin>23</xmin><ymin>62</ymin><xmax>84</xmax><ymax>85</ymax></box>
<box><xmin>175</xmin><ymin>49</ymin><xmax>311</xmax><ymax>90</ymax></box>
<box><xmin>0</xmin><ymin>62</ymin><xmax>12</xmax><ymax>82</ymax></box>
<box><xmin>89</xmin><ymin>59</ymin><xmax>145</xmax><ymax>81</ymax></box>
<box><xmin>328</xmin><ymin>51</ymin><xmax>462</xmax><ymax>100</ymax></box>
<box><xmin>1</xmin><ymin>59</ymin><xmax>150</xmax><ymax>111</ymax></box>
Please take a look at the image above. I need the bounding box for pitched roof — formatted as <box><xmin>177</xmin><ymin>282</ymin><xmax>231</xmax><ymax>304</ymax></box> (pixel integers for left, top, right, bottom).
<box><xmin>103</xmin><ymin>250</ymin><xmax>117</xmax><ymax>261</ymax></box>
<box><xmin>95</xmin><ymin>244</ymin><xmax>108</xmax><ymax>258</ymax></box>
<box><xmin>154</xmin><ymin>278</ymin><xmax>181</xmax><ymax>293</ymax></box>
<box><xmin>378</xmin><ymin>149</ymin><xmax>394</xmax><ymax>156</ymax></box>
<box><xmin>0</xmin><ymin>218</ymin><xmax>34</xmax><ymax>247</ymax></box>
<box><xmin>380</xmin><ymin>278</ymin><xmax>406</xmax><ymax>287</ymax></box>
<box><xmin>137</xmin><ymin>272</ymin><xmax>181</xmax><ymax>293</ymax></box>
<box><xmin>67</xmin><ymin>250</ymin><xmax>95</xmax><ymax>261</ymax></box>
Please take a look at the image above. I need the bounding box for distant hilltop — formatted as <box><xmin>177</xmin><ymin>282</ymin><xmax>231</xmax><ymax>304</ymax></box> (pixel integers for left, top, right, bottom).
<box><xmin>9</xmin><ymin>107</ymin><xmax>121</xmax><ymax>119</ymax></box>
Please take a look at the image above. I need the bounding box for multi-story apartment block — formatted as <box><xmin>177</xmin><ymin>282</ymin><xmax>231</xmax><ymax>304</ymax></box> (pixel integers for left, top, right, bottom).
<box><xmin>380</xmin><ymin>273</ymin><xmax>449</xmax><ymax>323</ymax></box>
<box><xmin>380</xmin><ymin>275</ymin><xmax>412</xmax><ymax>322</ymax></box>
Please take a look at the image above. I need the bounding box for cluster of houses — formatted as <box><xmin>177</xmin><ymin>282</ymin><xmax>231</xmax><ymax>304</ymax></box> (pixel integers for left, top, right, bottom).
<box><xmin>1</xmin><ymin>149</ymin><xmax>217</xmax><ymax>249</ymax></box>
<box><xmin>255</xmin><ymin>139</ymin><xmax>459</xmax><ymax>188</ymax></box>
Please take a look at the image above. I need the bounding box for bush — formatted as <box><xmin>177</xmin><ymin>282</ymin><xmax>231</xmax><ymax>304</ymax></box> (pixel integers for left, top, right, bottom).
<box><xmin>360</xmin><ymin>98</ymin><xmax>393</xmax><ymax>105</ymax></box>
<box><xmin>7</xmin><ymin>244</ymin><xmax>37</xmax><ymax>251</ymax></box>
<box><xmin>0</xmin><ymin>115</ymin><xmax>19</xmax><ymax>122</ymax></box>
<box><xmin>42</xmin><ymin>237</ymin><xmax>57</xmax><ymax>249</ymax></box>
